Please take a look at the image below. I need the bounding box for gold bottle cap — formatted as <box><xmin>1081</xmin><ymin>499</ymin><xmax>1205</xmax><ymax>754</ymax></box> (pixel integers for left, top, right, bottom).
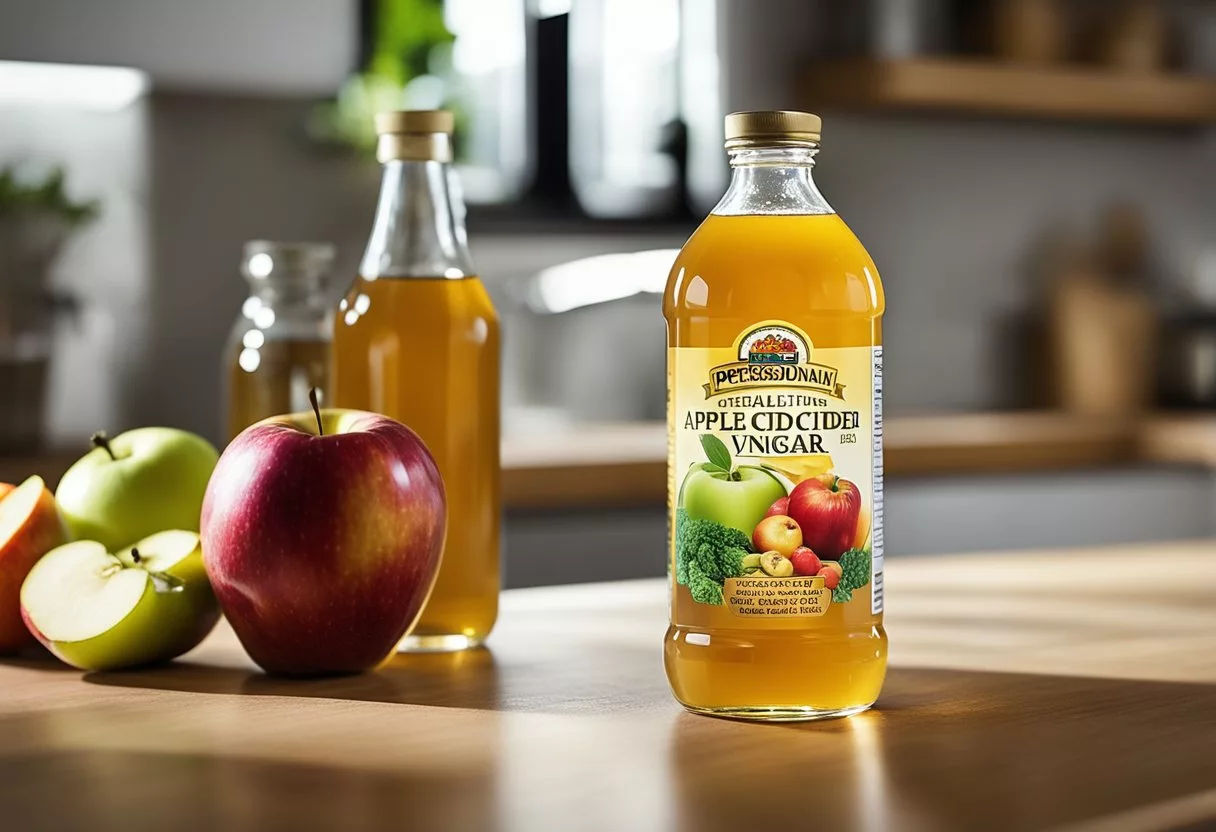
<box><xmin>375</xmin><ymin>110</ymin><xmax>455</xmax><ymax>136</ymax></box>
<box><xmin>724</xmin><ymin>110</ymin><xmax>822</xmax><ymax>147</ymax></box>
<box><xmin>375</xmin><ymin>110</ymin><xmax>455</xmax><ymax>163</ymax></box>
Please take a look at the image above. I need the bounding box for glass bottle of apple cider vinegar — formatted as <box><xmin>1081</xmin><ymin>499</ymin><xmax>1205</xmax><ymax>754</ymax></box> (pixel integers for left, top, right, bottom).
<box><xmin>331</xmin><ymin>110</ymin><xmax>500</xmax><ymax>651</ymax></box>
<box><xmin>664</xmin><ymin>111</ymin><xmax>886</xmax><ymax>720</ymax></box>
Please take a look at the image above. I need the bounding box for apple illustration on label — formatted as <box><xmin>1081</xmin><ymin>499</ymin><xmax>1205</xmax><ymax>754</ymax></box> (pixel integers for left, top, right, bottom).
<box><xmin>20</xmin><ymin>530</ymin><xmax>219</xmax><ymax>671</ymax></box>
<box><xmin>680</xmin><ymin>435</ymin><xmax>786</xmax><ymax>538</ymax></box>
<box><xmin>752</xmin><ymin>515</ymin><xmax>802</xmax><ymax>557</ymax></box>
<box><xmin>0</xmin><ymin>476</ymin><xmax>70</xmax><ymax>653</ymax></box>
<box><xmin>787</xmin><ymin>474</ymin><xmax>862</xmax><ymax>560</ymax></box>
<box><xmin>202</xmin><ymin>391</ymin><xmax>446</xmax><ymax>676</ymax></box>
<box><xmin>56</xmin><ymin>428</ymin><xmax>219</xmax><ymax>551</ymax></box>
<box><xmin>764</xmin><ymin>497</ymin><xmax>790</xmax><ymax>519</ymax></box>
<box><xmin>817</xmin><ymin>563</ymin><xmax>841</xmax><ymax>589</ymax></box>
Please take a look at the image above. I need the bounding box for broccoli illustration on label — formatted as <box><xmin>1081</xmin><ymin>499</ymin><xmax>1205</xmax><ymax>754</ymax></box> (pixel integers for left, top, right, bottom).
<box><xmin>831</xmin><ymin>547</ymin><xmax>872</xmax><ymax>604</ymax></box>
<box><xmin>674</xmin><ymin>509</ymin><xmax>751</xmax><ymax>606</ymax></box>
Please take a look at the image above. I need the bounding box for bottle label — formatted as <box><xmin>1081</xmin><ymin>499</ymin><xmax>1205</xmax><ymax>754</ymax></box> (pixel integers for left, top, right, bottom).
<box><xmin>668</xmin><ymin>321</ymin><xmax>881</xmax><ymax>624</ymax></box>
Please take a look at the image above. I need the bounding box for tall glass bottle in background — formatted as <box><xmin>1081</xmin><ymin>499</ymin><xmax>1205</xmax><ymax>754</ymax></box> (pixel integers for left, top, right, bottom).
<box><xmin>331</xmin><ymin>111</ymin><xmax>500</xmax><ymax>652</ymax></box>
<box><xmin>224</xmin><ymin>241</ymin><xmax>334</xmax><ymax>441</ymax></box>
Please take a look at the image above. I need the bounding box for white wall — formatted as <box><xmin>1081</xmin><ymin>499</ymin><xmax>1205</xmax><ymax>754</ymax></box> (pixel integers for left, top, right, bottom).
<box><xmin>0</xmin><ymin>100</ymin><xmax>150</xmax><ymax>446</ymax></box>
<box><xmin>0</xmin><ymin>0</ymin><xmax>357</xmax><ymax>94</ymax></box>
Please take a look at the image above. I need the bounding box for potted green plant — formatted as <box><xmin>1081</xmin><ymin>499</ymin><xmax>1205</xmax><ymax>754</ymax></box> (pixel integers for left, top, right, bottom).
<box><xmin>0</xmin><ymin>166</ymin><xmax>98</xmax><ymax>452</ymax></box>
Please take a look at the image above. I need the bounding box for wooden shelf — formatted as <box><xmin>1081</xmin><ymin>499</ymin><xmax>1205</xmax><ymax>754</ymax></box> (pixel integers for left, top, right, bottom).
<box><xmin>800</xmin><ymin>58</ymin><xmax>1216</xmax><ymax>124</ymax></box>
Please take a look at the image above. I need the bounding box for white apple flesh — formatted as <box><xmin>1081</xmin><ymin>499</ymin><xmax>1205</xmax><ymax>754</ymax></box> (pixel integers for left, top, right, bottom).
<box><xmin>0</xmin><ymin>476</ymin><xmax>70</xmax><ymax>653</ymax></box>
<box><xmin>20</xmin><ymin>530</ymin><xmax>219</xmax><ymax>671</ymax></box>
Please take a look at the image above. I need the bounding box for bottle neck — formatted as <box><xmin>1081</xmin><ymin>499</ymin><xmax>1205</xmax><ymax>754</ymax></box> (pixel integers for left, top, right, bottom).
<box><xmin>246</xmin><ymin>278</ymin><xmax>328</xmax><ymax>313</ymax></box>
<box><xmin>712</xmin><ymin>145</ymin><xmax>834</xmax><ymax>217</ymax></box>
<box><xmin>359</xmin><ymin>158</ymin><xmax>475</xmax><ymax>279</ymax></box>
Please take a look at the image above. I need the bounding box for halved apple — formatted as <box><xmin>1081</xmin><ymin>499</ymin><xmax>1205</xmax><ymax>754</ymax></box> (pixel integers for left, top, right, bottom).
<box><xmin>0</xmin><ymin>475</ymin><xmax>70</xmax><ymax>653</ymax></box>
<box><xmin>20</xmin><ymin>530</ymin><xmax>219</xmax><ymax>671</ymax></box>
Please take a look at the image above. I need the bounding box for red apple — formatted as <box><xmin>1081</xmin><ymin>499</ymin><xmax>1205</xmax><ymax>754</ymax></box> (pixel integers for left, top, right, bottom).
<box><xmin>201</xmin><ymin>401</ymin><xmax>446</xmax><ymax>676</ymax></box>
<box><xmin>0</xmin><ymin>476</ymin><xmax>70</xmax><ymax>653</ymax></box>
<box><xmin>764</xmin><ymin>496</ymin><xmax>790</xmax><ymax>518</ymax></box>
<box><xmin>789</xmin><ymin>546</ymin><xmax>822</xmax><ymax>577</ymax></box>
<box><xmin>752</xmin><ymin>515</ymin><xmax>802</xmax><ymax>558</ymax></box>
<box><xmin>786</xmin><ymin>474</ymin><xmax>862</xmax><ymax>561</ymax></box>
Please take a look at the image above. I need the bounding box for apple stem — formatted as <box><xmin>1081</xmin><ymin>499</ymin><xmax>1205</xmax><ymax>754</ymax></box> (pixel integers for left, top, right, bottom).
<box><xmin>130</xmin><ymin>547</ymin><xmax>142</xmax><ymax>565</ymax></box>
<box><xmin>91</xmin><ymin>431</ymin><xmax>117</xmax><ymax>461</ymax></box>
<box><xmin>309</xmin><ymin>387</ymin><xmax>324</xmax><ymax>436</ymax></box>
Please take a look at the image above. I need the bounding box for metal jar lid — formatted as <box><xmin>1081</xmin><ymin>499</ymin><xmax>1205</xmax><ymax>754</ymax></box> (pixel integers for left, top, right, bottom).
<box><xmin>375</xmin><ymin>110</ymin><xmax>455</xmax><ymax>163</ymax></box>
<box><xmin>724</xmin><ymin>110</ymin><xmax>822</xmax><ymax>148</ymax></box>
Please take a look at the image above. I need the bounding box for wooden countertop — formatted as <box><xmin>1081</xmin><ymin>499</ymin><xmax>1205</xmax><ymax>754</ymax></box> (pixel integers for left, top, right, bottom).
<box><xmin>502</xmin><ymin>412</ymin><xmax>1216</xmax><ymax>509</ymax></box>
<box><xmin>5</xmin><ymin>412</ymin><xmax>1215</xmax><ymax>510</ymax></box>
<box><xmin>1</xmin><ymin>542</ymin><xmax>1214</xmax><ymax>831</ymax></box>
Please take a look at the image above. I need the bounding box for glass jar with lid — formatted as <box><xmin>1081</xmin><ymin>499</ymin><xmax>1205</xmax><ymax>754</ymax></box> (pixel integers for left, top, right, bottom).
<box><xmin>223</xmin><ymin>241</ymin><xmax>334</xmax><ymax>441</ymax></box>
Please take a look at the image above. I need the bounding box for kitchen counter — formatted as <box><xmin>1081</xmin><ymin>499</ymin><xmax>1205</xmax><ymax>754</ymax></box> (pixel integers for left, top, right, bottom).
<box><xmin>6</xmin><ymin>412</ymin><xmax>1215</xmax><ymax>511</ymax></box>
<box><xmin>503</xmin><ymin>411</ymin><xmax>1216</xmax><ymax>509</ymax></box>
<box><xmin>1</xmin><ymin>541</ymin><xmax>1213</xmax><ymax>831</ymax></box>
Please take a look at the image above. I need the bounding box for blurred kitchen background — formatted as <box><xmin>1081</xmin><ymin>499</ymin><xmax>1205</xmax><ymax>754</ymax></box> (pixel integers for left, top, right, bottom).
<box><xmin>1</xmin><ymin>0</ymin><xmax>1215</xmax><ymax>586</ymax></box>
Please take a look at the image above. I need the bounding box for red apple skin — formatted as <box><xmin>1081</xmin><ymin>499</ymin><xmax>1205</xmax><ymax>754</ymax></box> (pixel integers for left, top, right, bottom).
<box><xmin>786</xmin><ymin>474</ymin><xmax>862</xmax><ymax>561</ymax></box>
<box><xmin>764</xmin><ymin>497</ymin><xmax>790</xmax><ymax>519</ymax></box>
<box><xmin>817</xmin><ymin>565</ymin><xmax>840</xmax><ymax>590</ymax></box>
<box><xmin>0</xmin><ymin>478</ymin><xmax>71</xmax><ymax>654</ymax></box>
<box><xmin>201</xmin><ymin>410</ymin><xmax>446</xmax><ymax>676</ymax></box>
<box><xmin>789</xmin><ymin>547</ymin><xmax>822</xmax><ymax>577</ymax></box>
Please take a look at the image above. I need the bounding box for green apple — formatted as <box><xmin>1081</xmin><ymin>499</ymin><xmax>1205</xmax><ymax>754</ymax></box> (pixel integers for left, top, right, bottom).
<box><xmin>680</xmin><ymin>462</ymin><xmax>787</xmax><ymax>538</ymax></box>
<box><xmin>56</xmin><ymin>428</ymin><xmax>219</xmax><ymax>550</ymax></box>
<box><xmin>19</xmin><ymin>530</ymin><xmax>220</xmax><ymax>671</ymax></box>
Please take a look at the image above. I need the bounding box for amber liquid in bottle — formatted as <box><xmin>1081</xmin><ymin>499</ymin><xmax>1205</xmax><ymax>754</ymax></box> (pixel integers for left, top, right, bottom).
<box><xmin>226</xmin><ymin>340</ymin><xmax>329</xmax><ymax>440</ymax></box>
<box><xmin>331</xmin><ymin>112</ymin><xmax>500</xmax><ymax>651</ymax></box>
<box><xmin>332</xmin><ymin>276</ymin><xmax>500</xmax><ymax>647</ymax></box>
<box><xmin>664</xmin><ymin>113</ymin><xmax>887</xmax><ymax>719</ymax></box>
<box><xmin>224</xmin><ymin>241</ymin><xmax>334</xmax><ymax>442</ymax></box>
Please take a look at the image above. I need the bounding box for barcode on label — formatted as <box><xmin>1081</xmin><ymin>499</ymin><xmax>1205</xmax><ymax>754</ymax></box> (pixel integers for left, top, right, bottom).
<box><xmin>871</xmin><ymin>346</ymin><xmax>884</xmax><ymax>615</ymax></box>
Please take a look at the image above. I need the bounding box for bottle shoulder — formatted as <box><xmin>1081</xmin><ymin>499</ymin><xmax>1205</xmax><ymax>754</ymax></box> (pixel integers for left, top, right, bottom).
<box><xmin>663</xmin><ymin>213</ymin><xmax>884</xmax><ymax>319</ymax></box>
<box><xmin>333</xmin><ymin>274</ymin><xmax>500</xmax><ymax>334</ymax></box>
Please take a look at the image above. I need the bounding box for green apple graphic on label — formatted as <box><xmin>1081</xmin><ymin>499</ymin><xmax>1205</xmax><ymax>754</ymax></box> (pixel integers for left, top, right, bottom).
<box><xmin>679</xmin><ymin>434</ymin><xmax>787</xmax><ymax>537</ymax></box>
<box><xmin>20</xmin><ymin>530</ymin><xmax>220</xmax><ymax>671</ymax></box>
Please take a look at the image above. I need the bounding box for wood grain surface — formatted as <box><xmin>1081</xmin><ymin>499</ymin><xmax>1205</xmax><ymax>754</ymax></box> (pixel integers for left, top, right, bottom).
<box><xmin>0</xmin><ymin>542</ymin><xmax>1214</xmax><ymax>831</ymax></box>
